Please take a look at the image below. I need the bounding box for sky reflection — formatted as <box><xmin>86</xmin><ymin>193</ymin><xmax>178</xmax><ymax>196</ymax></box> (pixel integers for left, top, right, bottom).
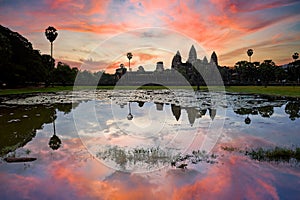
<box><xmin>0</xmin><ymin>91</ymin><xmax>300</xmax><ymax>199</ymax></box>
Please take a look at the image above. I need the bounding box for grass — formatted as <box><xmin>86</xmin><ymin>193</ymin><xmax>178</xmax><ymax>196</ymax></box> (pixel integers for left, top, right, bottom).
<box><xmin>222</xmin><ymin>145</ymin><xmax>300</xmax><ymax>163</ymax></box>
<box><xmin>225</xmin><ymin>86</ymin><xmax>300</xmax><ymax>97</ymax></box>
<box><xmin>245</xmin><ymin>147</ymin><xmax>300</xmax><ymax>162</ymax></box>
<box><xmin>1</xmin><ymin>85</ymin><xmax>300</xmax><ymax>97</ymax></box>
<box><xmin>0</xmin><ymin>86</ymin><xmax>74</xmax><ymax>95</ymax></box>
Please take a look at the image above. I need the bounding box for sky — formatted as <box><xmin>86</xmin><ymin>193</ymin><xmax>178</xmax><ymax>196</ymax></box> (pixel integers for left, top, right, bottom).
<box><xmin>1</xmin><ymin>0</ymin><xmax>300</xmax><ymax>73</ymax></box>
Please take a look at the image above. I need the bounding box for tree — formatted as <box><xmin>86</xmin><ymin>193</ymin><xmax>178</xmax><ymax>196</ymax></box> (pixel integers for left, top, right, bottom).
<box><xmin>247</xmin><ymin>49</ymin><xmax>253</xmax><ymax>62</ymax></box>
<box><xmin>292</xmin><ymin>52</ymin><xmax>299</xmax><ymax>62</ymax></box>
<box><xmin>42</xmin><ymin>54</ymin><xmax>55</xmax><ymax>86</ymax></box>
<box><xmin>53</xmin><ymin>62</ymin><xmax>78</xmax><ymax>86</ymax></box>
<box><xmin>258</xmin><ymin>60</ymin><xmax>276</xmax><ymax>87</ymax></box>
<box><xmin>1</xmin><ymin>25</ymin><xmax>48</xmax><ymax>86</ymax></box>
<box><xmin>234</xmin><ymin>61</ymin><xmax>249</xmax><ymax>83</ymax></box>
<box><xmin>287</xmin><ymin>60</ymin><xmax>300</xmax><ymax>84</ymax></box>
<box><xmin>45</xmin><ymin>26</ymin><xmax>58</xmax><ymax>85</ymax></box>
<box><xmin>127</xmin><ymin>52</ymin><xmax>133</xmax><ymax>71</ymax></box>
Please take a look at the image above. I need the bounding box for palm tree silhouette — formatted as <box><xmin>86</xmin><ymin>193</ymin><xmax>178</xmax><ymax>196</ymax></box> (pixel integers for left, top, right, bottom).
<box><xmin>247</xmin><ymin>49</ymin><xmax>253</xmax><ymax>62</ymax></box>
<box><xmin>292</xmin><ymin>52</ymin><xmax>299</xmax><ymax>62</ymax></box>
<box><xmin>45</xmin><ymin>26</ymin><xmax>58</xmax><ymax>61</ymax></box>
<box><xmin>127</xmin><ymin>52</ymin><xmax>133</xmax><ymax>71</ymax></box>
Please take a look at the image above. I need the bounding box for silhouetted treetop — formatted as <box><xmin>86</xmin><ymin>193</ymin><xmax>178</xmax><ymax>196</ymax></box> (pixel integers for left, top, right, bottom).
<box><xmin>45</xmin><ymin>26</ymin><xmax>58</xmax><ymax>43</ymax></box>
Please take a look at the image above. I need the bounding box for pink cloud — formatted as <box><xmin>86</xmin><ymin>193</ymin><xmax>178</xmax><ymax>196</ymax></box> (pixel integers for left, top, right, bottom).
<box><xmin>210</xmin><ymin>0</ymin><xmax>298</xmax><ymax>13</ymax></box>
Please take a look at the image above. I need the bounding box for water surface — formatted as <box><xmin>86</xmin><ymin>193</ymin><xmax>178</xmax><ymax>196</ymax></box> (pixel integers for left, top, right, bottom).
<box><xmin>0</xmin><ymin>90</ymin><xmax>299</xmax><ymax>199</ymax></box>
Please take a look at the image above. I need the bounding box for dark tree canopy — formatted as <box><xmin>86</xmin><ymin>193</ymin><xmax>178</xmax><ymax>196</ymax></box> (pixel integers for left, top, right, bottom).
<box><xmin>0</xmin><ymin>25</ymin><xmax>49</xmax><ymax>86</ymax></box>
<box><xmin>45</xmin><ymin>26</ymin><xmax>58</xmax><ymax>43</ymax></box>
<box><xmin>247</xmin><ymin>49</ymin><xmax>253</xmax><ymax>57</ymax></box>
<box><xmin>292</xmin><ymin>52</ymin><xmax>299</xmax><ymax>61</ymax></box>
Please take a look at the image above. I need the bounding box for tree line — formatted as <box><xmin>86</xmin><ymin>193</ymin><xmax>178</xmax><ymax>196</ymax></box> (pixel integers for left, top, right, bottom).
<box><xmin>0</xmin><ymin>25</ymin><xmax>115</xmax><ymax>87</ymax></box>
<box><xmin>186</xmin><ymin>50</ymin><xmax>299</xmax><ymax>87</ymax></box>
<box><xmin>0</xmin><ymin>25</ymin><xmax>299</xmax><ymax>88</ymax></box>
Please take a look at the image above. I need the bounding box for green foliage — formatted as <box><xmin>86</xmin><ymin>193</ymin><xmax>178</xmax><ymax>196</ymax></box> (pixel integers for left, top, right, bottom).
<box><xmin>0</xmin><ymin>25</ymin><xmax>52</xmax><ymax>87</ymax></box>
<box><xmin>221</xmin><ymin>146</ymin><xmax>238</xmax><ymax>152</ymax></box>
<box><xmin>258</xmin><ymin>60</ymin><xmax>277</xmax><ymax>87</ymax></box>
<box><xmin>1</xmin><ymin>25</ymin><xmax>300</xmax><ymax>88</ymax></box>
<box><xmin>222</xmin><ymin>145</ymin><xmax>300</xmax><ymax>163</ymax></box>
<box><xmin>53</xmin><ymin>62</ymin><xmax>78</xmax><ymax>86</ymax></box>
<box><xmin>234</xmin><ymin>61</ymin><xmax>257</xmax><ymax>83</ymax></box>
<box><xmin>45</xmin><ymin>26</ymin><xmax>58</xmax><ymax>43</ymax></box>
<box><xmin>245</xmin><ymin>147</ymin><xmax>300</xmax><ymax>163</ymax></box>
<box><xmin>287</xmin><ymin>60</ymin><xmax>300</xmax><ymax>82</ymax></box>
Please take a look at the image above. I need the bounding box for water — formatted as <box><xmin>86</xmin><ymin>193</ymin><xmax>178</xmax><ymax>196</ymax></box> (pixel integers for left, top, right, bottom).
<box><xmin>0</xmin><ymin>90</ymin><xmax>299</xmax><ymax>199</ymax></box>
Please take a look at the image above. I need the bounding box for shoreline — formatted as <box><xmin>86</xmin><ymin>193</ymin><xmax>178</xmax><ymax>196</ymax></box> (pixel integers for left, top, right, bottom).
<box><xmin>0</xmin><ymin>85</ymin><xmax>300</xmax><ymax>98</ymax></box>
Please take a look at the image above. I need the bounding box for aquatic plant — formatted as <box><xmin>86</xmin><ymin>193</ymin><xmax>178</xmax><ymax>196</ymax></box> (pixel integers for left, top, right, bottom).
<box><xmin>245</xmin><ymin>147</ymin><xmax>300</xmax><ymax>162</ymax></box>
<box><xmin>222</xmin><ymin>145</ymin><xmax>300</xmax><ymax>163</ymax></box>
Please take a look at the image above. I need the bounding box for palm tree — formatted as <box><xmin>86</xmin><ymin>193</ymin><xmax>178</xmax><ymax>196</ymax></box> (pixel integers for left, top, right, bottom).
<box><xmin>45</xmin><ymin>26</ymin><xmax>58</xmax><ymax>60</ymax></box>
<box><xmin>127</xmin><ymin>52</ymin><xmax>133</xmax><ymax>71</ymax></box>
<box><xmin>247</xmin><ymin>49</ymin><xmax>253</xmax><ymax>62</ymax></box>
<box><xmin>292</xmin><ymin>52</ymin><xmax>299</xmax><ymax>62</ymax></box>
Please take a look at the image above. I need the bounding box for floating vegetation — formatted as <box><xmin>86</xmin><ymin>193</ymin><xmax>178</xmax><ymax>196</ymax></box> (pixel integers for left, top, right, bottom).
<box><xmin>221</xmin><ymin>146</ymin><xmax>239</xmax><ymax>152</ymax></box>
<box><xmin>96</xmin><ymin>146</ymin><xmax>218</xmax><ymax>171</ymax></box>
<box><xmin>222</xmin><ymin>146</ymin><xmax>300</xmax><ymax>164</ymax></box>
<box><xmin>245</xmin><ymin>147</ymin><xmax>300</xmax><ymax>162</ymax></box>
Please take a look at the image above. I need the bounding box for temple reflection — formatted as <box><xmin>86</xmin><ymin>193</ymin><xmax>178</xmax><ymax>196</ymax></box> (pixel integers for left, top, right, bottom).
<box><xmin>186</xmin><ymin>107</ymin><xmax>198</xmax><ymax>126</ymax></box>
<box><xmin>155</xmin><ymin>102</ymin><xmax>164</xmax><ymax>111</ymax></box>
<box><xmin>171</xmin><ymin>104</ymin><xmax>181</xmax><ymax>121</ymax></box>
<box><xmin>119</xmin><ymin>99</ymin><xmax>300</xmax><ymax>126</ymax></box>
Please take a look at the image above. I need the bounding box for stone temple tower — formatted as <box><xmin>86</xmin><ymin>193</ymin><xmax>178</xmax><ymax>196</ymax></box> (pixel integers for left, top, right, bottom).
<box><xmin>210</xmin><ymin>51</ymin><xmax>218</xmax><ymax>66</ymax></box>
<box><xmin>171</xmin><ymin>51</ymin><xmax>182</xmax><ymax>69</ymax></box>
<box><xmin>188</xmin><ymin>45</ymin><xmax>197</xmax><ymax>64</ymax></box>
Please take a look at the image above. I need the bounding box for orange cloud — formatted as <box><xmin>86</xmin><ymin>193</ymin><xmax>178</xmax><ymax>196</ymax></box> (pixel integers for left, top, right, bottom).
<box><xmin>135</xmin><ymin>52</ymin><xmax>159</xmax><ymax>62</ymax></box>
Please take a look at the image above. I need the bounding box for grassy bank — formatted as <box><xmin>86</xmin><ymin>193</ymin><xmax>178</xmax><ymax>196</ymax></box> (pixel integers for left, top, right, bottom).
<box><xmin>1</xmin><ymin>85</ymin><xmax>300</xmax><ymax>97</ymax></box>
<box><xmin>0</xmin><ymin>86</ymin><xmax>74</xmax><ymax>95</ymax></box>
<box><xmin>225</xmin><ymin>86</ymin><xmax>300</xmax><ymax>97</ymax></box>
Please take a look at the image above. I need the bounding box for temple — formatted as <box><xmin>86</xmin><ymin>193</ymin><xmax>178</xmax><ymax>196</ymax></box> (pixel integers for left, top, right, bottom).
<box><xmin>115</xmin><ymin>45</ymin><xmax>219</xmax><ymax>86</ymax></box>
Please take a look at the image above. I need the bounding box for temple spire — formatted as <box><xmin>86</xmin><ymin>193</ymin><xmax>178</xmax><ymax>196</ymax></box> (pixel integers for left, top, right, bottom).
<box><xmin>188</xmin><ymin>45</ymin><xmax>197</xmax><ymax>64</ymax></box>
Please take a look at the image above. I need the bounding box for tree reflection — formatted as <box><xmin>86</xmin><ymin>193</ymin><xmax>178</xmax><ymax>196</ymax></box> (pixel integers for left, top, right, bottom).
<box><xmin>285</xmin><ymin>101</ymin><xmax>300</xmax><ymax>121</ymax></box>
<box><xmin>127</xmin><ymin>102</ymin><xmax>133</xmax><ymax>120</ymax></box>
<box><xmin>0</xmin><ymin>103</ymin><xmax>74</xmax><ymax>156</ymax></box>
<box><xmin>199</xmin><ymin>109</ymin><xmax>207</xmax><ymax>116</ymax></box>
<box><xmin>48</xmin><ymin>115</ymin><xmax>62</xmax><ymax>150</ymax></box>
<box><xmin>137</xmin><ymin>101</ymin><xmax>145</xmax><ymax>107</ymax></box>
<box><xmin>234</xmin><ymin>107</ymin><xmax>256</xmax><ymax>125</ymax></box>
<box><xmin>234</xmin><ymin>107</ymin><xmax>258</xmax><ymax>115</ymax></box>
<box><xmin>258</xmin><ymin>106</ymin><xmax>274</xmax><ymax>118</ymax></box>
<box><xmin>244</xmin><ymin>116</ymin><xmax>251</xmax><ymax>124</ymax></box>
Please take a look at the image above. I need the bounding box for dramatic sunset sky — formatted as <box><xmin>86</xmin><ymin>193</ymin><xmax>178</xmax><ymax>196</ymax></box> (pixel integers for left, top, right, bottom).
<box><xmin>1</xmin><ymin>0</ymin><xmax>300</xmax><ymax>73</ymax></box>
